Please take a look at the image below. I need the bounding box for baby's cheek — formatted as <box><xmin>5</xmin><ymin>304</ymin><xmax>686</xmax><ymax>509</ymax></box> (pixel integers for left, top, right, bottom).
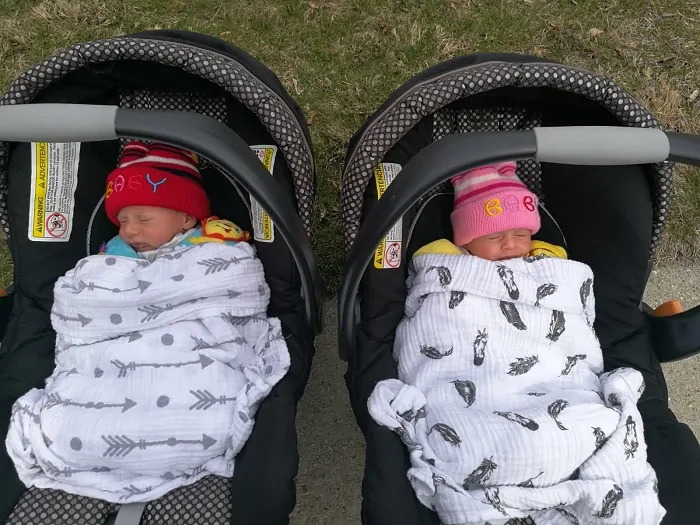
<box><xmin>518</xmin><ymin>240</ymin><xmax>533</xmax><ymax>256</ymax></box>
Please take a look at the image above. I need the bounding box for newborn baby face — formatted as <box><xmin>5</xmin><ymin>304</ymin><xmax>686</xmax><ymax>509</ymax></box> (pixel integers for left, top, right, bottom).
<box><xmin>117</xmin><ymin>206</ymin><xmax>195</xmax><ymax>252</ymax></box>
<box><xmin>466</xmin><ymin>228</ymin><xmax>532</xmax><ymax>261</ymax></box>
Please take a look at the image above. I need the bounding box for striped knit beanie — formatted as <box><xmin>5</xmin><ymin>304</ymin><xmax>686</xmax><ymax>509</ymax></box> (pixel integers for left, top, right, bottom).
<box><xmin>450</xmin><ymin>161</ymin><xmax>540</xmax><ymax>247</ymax></box>
<box><xmin>105</xmin><ymin>141</ymin><xmax>210</xmax><ymax>225</ymax></box>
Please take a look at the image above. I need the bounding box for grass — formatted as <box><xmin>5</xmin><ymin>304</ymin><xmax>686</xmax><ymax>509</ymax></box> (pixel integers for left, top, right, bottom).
<box><xmin>0</xmin><ymin>0</ymin><xmax>698</xmax><ymax>290</ymax></box>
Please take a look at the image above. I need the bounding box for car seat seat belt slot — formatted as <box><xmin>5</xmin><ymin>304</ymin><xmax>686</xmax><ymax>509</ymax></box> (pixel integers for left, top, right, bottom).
<box><xmin>114</xmin><ymin>502</ymin><xmax>147</xmax><ymax>525</ymax></box>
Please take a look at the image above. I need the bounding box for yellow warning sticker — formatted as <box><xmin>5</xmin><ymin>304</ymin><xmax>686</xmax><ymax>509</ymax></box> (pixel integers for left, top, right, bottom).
<box><xmin>249</xmin><ymin>145</ymin><xmax>278</xmax><ymax>243</ymax></box>
<box><xmin>373</xmin><ymin>162</ymin><xmax>403</xmax><ymax>269</ymax></box>
<box><xmin>28</xmin><ymin>142</ymin><xmax>80</xmax><ymax>242</ymax></box>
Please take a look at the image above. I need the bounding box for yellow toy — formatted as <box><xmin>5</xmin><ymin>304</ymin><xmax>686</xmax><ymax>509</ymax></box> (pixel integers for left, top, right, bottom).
<box><xmin>529</xmin><ymin>240</ymin><xmax>567</xmax><ymax>259</ymax></box>
<box><xmin>188</xmin><ymin>216</ymin><xmax>250</xmax><ymax>245</ymax></box>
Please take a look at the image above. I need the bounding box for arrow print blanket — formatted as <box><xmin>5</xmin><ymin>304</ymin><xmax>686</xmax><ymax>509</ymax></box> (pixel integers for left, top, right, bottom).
<box><xmin>368</xmin><ymin>253</ymin><xmax>664</xmax><ymax>525</ymax></box>
<box><xmin>6</xmin><ymin>241</ymin><xmax>290</xmax><ymax>503</ymax></box>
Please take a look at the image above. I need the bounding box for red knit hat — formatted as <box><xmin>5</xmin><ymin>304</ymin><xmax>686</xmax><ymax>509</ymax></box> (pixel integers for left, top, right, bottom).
<box><xmin>105</xmin><ymin>141</ymin><xmax>211</xmax><ymax>225</ymax></box>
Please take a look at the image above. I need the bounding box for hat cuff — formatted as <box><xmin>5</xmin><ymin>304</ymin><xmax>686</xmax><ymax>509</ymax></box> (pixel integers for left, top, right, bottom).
<box><xmin>451</xmin><ymin>188</ymin><xmax>541</xmax><ymax>247</ymax></box>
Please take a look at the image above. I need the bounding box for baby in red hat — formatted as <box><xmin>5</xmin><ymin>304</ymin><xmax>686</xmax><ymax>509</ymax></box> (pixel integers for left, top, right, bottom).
<box><xmin>101</xmin><ymin>141</ymin><xmax>248</xmax><ymax>258</ymax></box>
<box><xmin>414</xmin><ymin>161</ymin><xmax>566</xmax><ymax>260</ymax></box>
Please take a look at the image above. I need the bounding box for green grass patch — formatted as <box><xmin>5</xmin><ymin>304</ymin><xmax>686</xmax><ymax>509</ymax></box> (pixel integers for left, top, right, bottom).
<box><xmin>0</xmin><ymin>0</ymin><xmax>698</xmax><ymax>290</ymax></box>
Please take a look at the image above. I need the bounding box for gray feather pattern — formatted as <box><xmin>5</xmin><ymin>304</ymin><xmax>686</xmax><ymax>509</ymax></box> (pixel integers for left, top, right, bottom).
<box><xmin>449</xmin><ymin>291</ymin><xmax>466</xmax><ymax>309</ymax></box>
<box><xmin>462</xmin><ymin>457</ymin><xmax>497</xmax><ymax>489</ymax></box>
<box><xmin>499</xmin><ymin>301</ymin><xmax>527</xmax><ymax>330</ymax></box>
<box><xmin>556</xmin><ymin>507</ymin><xmax>582</xmax><ymax>525</ymax></box>
<box><xmin>548</xmin><ymin>399</ymin><xmax>569</xmax><ymax>430</ymax></box>
<box><xmin>560</xmin><ymin>354</ymin><xmax>587</xmax><ymax>376</ymax></box>
<box><xmin>592</xmin><ymin>426</ymin><xmax>607</xmax><ymax>451</ymax></box>
<box><xmin>546</xmin><ymin>310</ymin><xmax>566</xmax><ymax>342</ymax></box>
<box><xmin>399</xmin><ymin>409</ymin><xmax>415</xmax><ymax>422</ymax></box>
<box><xmin>433</xmin><ymin>474</ymin><xmax>461</xmax><ymax>493</ymax></box>
<box><xmin>430</xmin><ymin>423</ymin><xmax>461</xmax><ymax>447</ymax></box>
<box><xmin>420</xmin><ymin>345</ymin><xmax>453</xmax><ymax>360</ymax></box>
<box><xmin>484</xmin><ymin>487</ymin><xmax>509</xmax><ymax>516</ymax></box>
<box><xmin>535</xmin><ymin>283</ymin><xmax>557</xmax><ymax>306</ymax></box>
<box><xmin>608</xmin><ymin>393</ymin><xmax>621</xmax><ymax>406</ymax></box>
<box><xmin>496</xmin><ymin>265</ymin><xmax>519</xmax><ymax>300</ymax></box>
<box><xmin>473</xmin><ymin>329</ymin><xmax>488</xmax><ymax>366</ymax></box>
<box><xmin>517</xmin><ymin>471</ymin><xmax>544</xmax><ymax>488</ymax></box>
<box><xmin>507</xmin><ymin>355</ymin><xmax>539</xmax><ymax>376</ymax></box>
<box><xmin>428</xmin><ymin>265</ymin><xmax>452</xmax><ymax>286</ymax></box>
<box><xmin>451</xmin><ymin>379</ymin><xmax>476</xmax><ymax>407</ymax></box>
<box><xmin>523</xmin><ymin>254</ymin><xmax>546</xmax><ymax>263</ymax></box>
<box><xmin>395</xmin><ymin>427</ymin><xmax>421</xmax><ymax>449</ymax></box>
<box><xmin>494</xmin><ymin>411</ymin><xmax>539</xmax><ymax>431</ymax></box>
<box><xmin>579</xmin><ymin>278</ymin><xmax>593</xmax><ymax>308</ymax></box>
<box><xmin>594</xmin><ymin>484</ymin><xmax>623</xmax><ymax>518</ymax></box>
<box><xmin>623</xmin><ymin>415</ymin><xmax>639</xmax><ymax>460</ymax></box>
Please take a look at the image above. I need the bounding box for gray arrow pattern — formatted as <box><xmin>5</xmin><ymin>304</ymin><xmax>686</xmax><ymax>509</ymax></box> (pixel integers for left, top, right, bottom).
<box><xmin>162</xmin><ymin>464</ymin><xmax>206</xmax><ymax>482</ymax></box>
<box><xmin>53</xmin><ymin>312</ymin><xmax>92</xmax><ymax>326</ymax></box>
<box><xmin>156</xmin><ymin>247</ymin><xmax>195</xmax><ymax>260</ymax></box>
<box><xmin>111</xmin><ymin>353</ymin><xmax>213</xmax><ymax>378</ymax></box>
<box><xmin>12</xmin><ymin>404</ymin><xmax>40</xmax><ymax>423</ymax></box>
<box><xmin>41</xmin><ymin>458</ymin><xmax>115</xmax><ymax>478</ymax></box>
<box><xmin>43</xmin><ymin>393</ymin><xmax>137</xmax><ymax>413</ymax></box>
<box><xmin>221</xmin><ymin>312</ymin><xmax>268</xmax><ymax>327</ymax></box>
<box><xmin>197</xmin><ymin>255</ymin><xmax>253</xmax><ymax>275</ymax></box>
<box><xmin>138</xmin><ymin>298</ymin><xmax>206</xmax><ymax>323</ymax></box>
<box><xmin>190</xmin><ymin>335</ymin><xmax>247</xmax><ymax>352</ymax></box>
<box><xmin>102</xmin><ymin>433</ymin><xmax>217</xmax><ymax>457</ymax></box>
<box><xmin>189</xmin><ymin>390</ymin><xmax>237</xmax><ymax>410</ymax></box>
<box><xmin>53</xmin><ymin>367</ymin><xmax>78</xmax><ymax>379</ymax></box>
<box><xmin>70</xmin><ymin>280</ymin><xmax>152</xmax><ymax>294</ymax></box>
<box><xmin>120</xmin><ymin>484</ymin><xmax>154</xmax><ymax>501</ymax></box>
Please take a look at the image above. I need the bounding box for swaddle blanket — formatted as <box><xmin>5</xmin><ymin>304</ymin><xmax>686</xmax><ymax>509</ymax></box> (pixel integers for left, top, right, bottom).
<box><xmin>368</xmin><ymin>252</ymin><xmax>664</xmax><ymax>525</ymax></box>
<box><xmin>7</xmin><ymin>241</ymin><xmax>290</xmax><ymax>503</ymax></box>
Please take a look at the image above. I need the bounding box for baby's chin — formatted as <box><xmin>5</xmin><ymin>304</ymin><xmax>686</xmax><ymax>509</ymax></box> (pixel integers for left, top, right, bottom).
<box><xmin>491</xmin><ymin>252</ymin><xmax>530</xmax><ymax>261</ymax></box>
<box><xmin>130</xmin><ymin>243</ymin><xmax>153</xmax><ymax>252</ymax></box>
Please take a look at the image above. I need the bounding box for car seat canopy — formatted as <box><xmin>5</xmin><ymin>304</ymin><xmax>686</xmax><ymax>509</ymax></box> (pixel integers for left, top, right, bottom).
<box><xmin>341</xmin><ymin>55</ymin><xmax>673</xmax><ymax>255</ymax></box>
<box><xmin>0</xmin><ymin>31</ymin><xmax>316</xmax><ymax>240</ymax></box>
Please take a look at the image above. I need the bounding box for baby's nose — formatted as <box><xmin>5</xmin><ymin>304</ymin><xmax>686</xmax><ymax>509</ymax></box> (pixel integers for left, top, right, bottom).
<box><xmin>122</xmin><ymin>224</ymin><xmax>138</xmax><ymax>237</ymax></box>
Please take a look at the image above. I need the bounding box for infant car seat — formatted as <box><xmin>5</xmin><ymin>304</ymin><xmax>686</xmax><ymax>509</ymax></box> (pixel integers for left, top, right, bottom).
<box><xmin>338</xmin><ymin>53</ymin><xmax>700</xmax><ymax>525</ymax></box>
<box><xmin>0</xmin><ymin>30</ymin><xmax>321</xmax><ymax>525</ymax></box>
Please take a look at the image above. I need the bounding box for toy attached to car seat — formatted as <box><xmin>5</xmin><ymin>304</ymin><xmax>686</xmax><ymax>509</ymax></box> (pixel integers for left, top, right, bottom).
<box><xmin>186</xmin><ymin>216</ymin><xmax>250</xmax><ymax>245</ymax></box>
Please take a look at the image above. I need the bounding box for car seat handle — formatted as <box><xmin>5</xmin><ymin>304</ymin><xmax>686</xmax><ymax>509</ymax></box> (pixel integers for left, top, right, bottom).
<box><xmin>0</xmin><ymin>103</ymin><xmax>118</xmax><ymax>141</ymax></box>
<box><xmin>534</xmin><ymin>126</ymin><xmax>669</xmax><ymax>165</ymax></box>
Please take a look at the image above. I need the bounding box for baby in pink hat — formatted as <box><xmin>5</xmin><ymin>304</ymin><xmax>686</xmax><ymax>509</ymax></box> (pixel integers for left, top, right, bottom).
<box><xmin>415</xmin><ymin>161</ymin><xmax>565</xmax><ymax>260</ymax></box>
<box><xmin>451</xmin><ymin>161</ymin><xmax>540</xmax><ymax>260</ymax></box>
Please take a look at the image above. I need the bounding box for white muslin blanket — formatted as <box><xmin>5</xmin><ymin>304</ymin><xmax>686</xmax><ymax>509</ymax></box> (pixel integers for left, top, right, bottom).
<box><xmin>6</xmin><ymin>241</ymin><xmax>290</xmax><ymax>503</ymax></box>
<box><xmin>368</xmin><ymin>252</ymin><xmax>664</xmax><ymax>525</ymax></box>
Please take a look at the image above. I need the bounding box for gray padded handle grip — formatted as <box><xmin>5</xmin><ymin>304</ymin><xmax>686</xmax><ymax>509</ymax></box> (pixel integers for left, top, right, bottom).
<box><xmin>0</xmin><ymin>104</ymin><xmax>118</xmax><ymax>142</ymax></box>
<box><xmin>535</xmin><ymin>126</ymin><xmax>670</xmax><ymax>165</ymax></box>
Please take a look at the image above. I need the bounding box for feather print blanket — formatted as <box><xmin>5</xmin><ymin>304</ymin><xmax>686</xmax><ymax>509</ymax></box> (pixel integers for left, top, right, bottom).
<box><xmin>368</xmin><ymin>252</ymin><xmax>664</xmax><ymax>525</ymax></box>
<box><xmin>7</xmin><ymin>241</ymin><xmax>289</xmax><ymax>503</ymax></box>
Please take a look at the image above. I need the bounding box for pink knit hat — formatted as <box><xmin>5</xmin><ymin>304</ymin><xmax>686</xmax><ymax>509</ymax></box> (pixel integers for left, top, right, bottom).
<box><xmin>450</xmin><ymin>161</ymin><xmax>541</xmax><ymax>247</ymax></box>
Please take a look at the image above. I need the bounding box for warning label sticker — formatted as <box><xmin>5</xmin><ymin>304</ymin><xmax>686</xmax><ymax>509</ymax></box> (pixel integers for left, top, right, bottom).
<box><xmin>28</xmin><ymin>142</ymin><xmax>80</xmax><ymax>242</ymax></box>
<box><xmin>249</xmin><ymin>145</ymin><xmax>278</xmax><ymax>243</ymax></box>
<box><xmin>373</xmin><ymin>162</ymin><xmax>403</xmax><ymax>269</ymax></box>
